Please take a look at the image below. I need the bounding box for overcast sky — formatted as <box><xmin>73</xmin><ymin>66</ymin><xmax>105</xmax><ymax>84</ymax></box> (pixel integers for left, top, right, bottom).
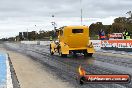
<box><xmin>0</xmin><ymin>0</ymin><xmax>131</xmax><ymax>38</ymax></box>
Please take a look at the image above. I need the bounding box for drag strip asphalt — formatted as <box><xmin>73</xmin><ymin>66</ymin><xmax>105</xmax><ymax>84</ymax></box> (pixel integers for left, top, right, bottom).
<box><xmin>5</xmin><ymin>43</ymin><xmax>132</xmax><ymax>88</ymax></box>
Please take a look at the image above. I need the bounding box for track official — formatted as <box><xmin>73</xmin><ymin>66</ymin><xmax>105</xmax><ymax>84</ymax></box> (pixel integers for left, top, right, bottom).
<box><xmin>122</xmin><ymin>28</ymin><xmax>130</xmax><ymax>40</ymax></box>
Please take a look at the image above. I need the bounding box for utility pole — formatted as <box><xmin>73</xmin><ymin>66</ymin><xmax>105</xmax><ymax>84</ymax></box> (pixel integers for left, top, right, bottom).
<box><xmin>27</xmin><ymin>28</ymin><xmax>28</xmax><ymax>40</ymax></box>
<box><xmin>80</xmin><ymin>0</ymin><xmax>83</xmax><ymax>25</ymax></box>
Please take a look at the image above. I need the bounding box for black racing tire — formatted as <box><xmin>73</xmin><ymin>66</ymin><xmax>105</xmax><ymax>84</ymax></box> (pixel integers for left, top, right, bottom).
<box><xmin>59</xmin><ymin>46</ymin><xmax>67</xmax><ymax>58</ymax></box>
<box><xmin>61</xmin><ymin>53</ymin><xmax>67</xmax><ymax>58</ymax></box>
<box><xmin>50</xmin><ymin>44</ymin><xmax>54</xmax><ymax>55</ymax></box>
<box><xmin>79</xmin><ymin>77</ymin><xmax>86</xmax><ymax>85</ymax></box>
<box><xmin>51</xmin><ymin>52</ymin><xmax>54</xmax><ymax>55</ymax></box>
<box><xmin>83</xmin><ymin>51</ymin><xmax>93</xmax><ymax>57</ymax></box>
<box><xmin>87</xmin><ymin>53</ymin><xmax>93</xmax><ymax>57</ymax></box>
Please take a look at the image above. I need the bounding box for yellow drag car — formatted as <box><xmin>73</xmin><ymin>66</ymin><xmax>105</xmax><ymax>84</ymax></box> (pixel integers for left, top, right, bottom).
<box><xmin>50</xmin><ymin>26</ymin><xmax>95</xmax><ymax>57</ymax></box>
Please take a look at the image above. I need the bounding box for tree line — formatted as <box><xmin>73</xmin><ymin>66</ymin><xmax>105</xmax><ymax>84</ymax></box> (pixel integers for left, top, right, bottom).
<box><xmin>89</xmin><ymin>17</ymin><xmax>132</xmax><ymax>39</ymax></box>
<box><xmin>1</xmin><ymin>16</ymin><xmax>132</xmax><ymax>41</ymax></box>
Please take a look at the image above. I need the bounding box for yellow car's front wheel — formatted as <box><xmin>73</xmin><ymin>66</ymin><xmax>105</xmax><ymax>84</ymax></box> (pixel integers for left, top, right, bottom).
<box><xmin>50</xmin><ymin>44</ymin><xmax>54</xmax><ymax>55</ymax></box>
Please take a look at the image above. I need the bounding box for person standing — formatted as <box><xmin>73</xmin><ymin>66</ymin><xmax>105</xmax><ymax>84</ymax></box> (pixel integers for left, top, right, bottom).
<box><xmin>50</xmin><ymin>36</ymin><xmax>53</xmax><ymax>41</ymax></box>
<box><xmin>98</xmin><ymin>29</ymin><xmax>102</xmax><ymax>39</ymax></box>
<box><xmin>122</xmin><ymin>28</ymin><xmax>130</xmax><ymax>40</ymax></box>
<box><xmin>99</xmin><ymin>29</ymin><xmax>106</xmax><ymax>40</ymax></box>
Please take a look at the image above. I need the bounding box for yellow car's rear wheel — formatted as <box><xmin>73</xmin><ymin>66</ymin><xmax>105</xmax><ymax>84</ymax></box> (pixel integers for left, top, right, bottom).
<box><xmin>59</xmin><ymin>46</ymin><xmax>67</xmax><ymax>58</ymax></box>
<box><xmin>87</xmin><ymin>53</ymin><xmax>93</xmax><ymax>57</ymax></box>
<box><xmin>83</xmin><ymin>51</ymin><xmax>93</xmax><ymax>57</ymax></box>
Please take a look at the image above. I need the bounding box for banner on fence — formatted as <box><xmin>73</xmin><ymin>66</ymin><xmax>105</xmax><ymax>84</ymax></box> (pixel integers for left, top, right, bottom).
<box><xmin>101</xmin><ymin>40</ymin><xmax>132</xmax><ymax>48</ymax></box>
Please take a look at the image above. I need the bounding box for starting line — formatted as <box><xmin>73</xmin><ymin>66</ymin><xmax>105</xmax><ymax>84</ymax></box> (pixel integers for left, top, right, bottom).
<box><xmin>0</xmin><ymin>53</ymin><xmax>13</xmax><ymax>88</ymax></box>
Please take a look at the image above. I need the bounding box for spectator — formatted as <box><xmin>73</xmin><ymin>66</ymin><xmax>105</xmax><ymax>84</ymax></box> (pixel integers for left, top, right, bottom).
<box><xmin>99</xmin><ymin>29</ymin><xmax>106</xmax><ymax>40</ymax></box>
<box><xmin>50</xmin><ymin>36</ymin><xmax>53</xmax><ymax>41</ymax></box>
<box><xmin>122</xmin><ymin>28</ymin><xmax>130</xmax><ymax>39</ymax></box>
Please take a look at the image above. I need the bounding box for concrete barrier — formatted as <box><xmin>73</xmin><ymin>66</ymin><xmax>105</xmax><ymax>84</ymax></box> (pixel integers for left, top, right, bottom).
<box><xmin>21</xmin><ymin>41</ymin><xmax>50</xmax><ymax>45</ymax></box>
<box><xmin>21</xmin><ymin>41</ymin><xmax>38</xmax><ymax>45</ymax></box>
<box><xmin>21</xmin><ymin>40</ymin><xmax>101</xmax><ymax>51</ymax></box>
<box><xmin>40</xmin><ymin>41</ymin><xmax>50</xmax><ymax>46</ymax></box>
<box><xmin>20</xmin><ymin>40</ymin><xmax>132</xmax><ymax>52</ymax></box>
<box><xmin>90</xmin><ymin>40</ymin><xmax>101</xmax><ymax>51</ymax></box>
<box><xmin>101</xmin><ymin>40</ymin><xmax>132</xmax><ymax>52</ymax></box>
<box><xmin>0</xmin><ymin>53</ymin><xmax>13</xmax><ymax>88</ymax></box>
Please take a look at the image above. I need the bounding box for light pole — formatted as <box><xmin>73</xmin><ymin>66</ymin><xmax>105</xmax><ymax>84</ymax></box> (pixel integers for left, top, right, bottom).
<box><xmin>51</xmin><ymin>15</ymin><xmax>57</xmax><ymax>39</ymax></box>
<box><xmin>27</xmin><ymin>28</ymin><xmax>28</xmax><ymax>40</ymax></box>
<box><xmin>51</xmin><ymin>15</ymin><xmax>57</xmax><ymax>30</ymax></box>
<box><xmin>34</xmin><ymin>25</ymin><xmax>37</xmax><ymax>31</ymax></box>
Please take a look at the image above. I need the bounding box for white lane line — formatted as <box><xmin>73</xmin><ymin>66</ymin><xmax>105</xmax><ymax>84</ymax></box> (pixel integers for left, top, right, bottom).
<box><xmin>6</xmin><ymin>54</ymin><xmax>13</xmax><ymax>88</ymax></box>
